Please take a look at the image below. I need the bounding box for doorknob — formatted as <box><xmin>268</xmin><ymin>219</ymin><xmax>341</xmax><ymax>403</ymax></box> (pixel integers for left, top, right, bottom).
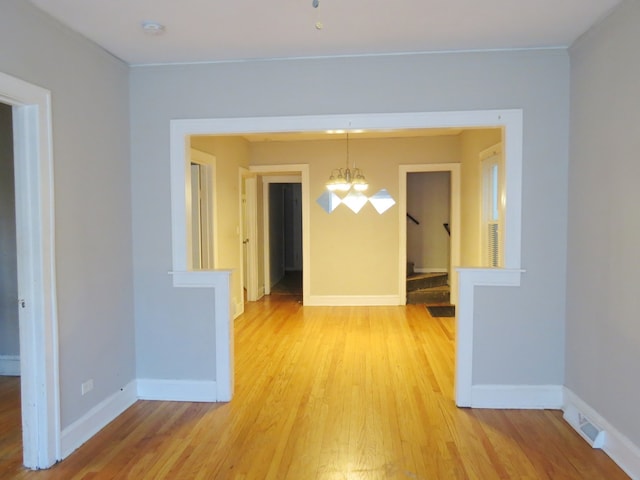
<box><xmin>243</xmin><ymin>239</ymin><xmax>249</xmax><ymax>244</ymax></box>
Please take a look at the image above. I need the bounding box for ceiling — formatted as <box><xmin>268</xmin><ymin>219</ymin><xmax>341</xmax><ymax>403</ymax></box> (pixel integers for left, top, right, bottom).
<box><xmin>28</xmin><ymin>0</ymin><xmax>621</xmax><ymax>66</ymax></box>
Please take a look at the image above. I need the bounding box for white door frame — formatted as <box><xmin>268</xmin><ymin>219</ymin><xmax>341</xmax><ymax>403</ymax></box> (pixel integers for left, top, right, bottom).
<box><xmin>399</xmin><ymin>164</ymin><xmax>461</xmax><ymax>305</ymax></box>
<box><xmin>0</xmin><ymin>72</ymin><xmax>60</xmax><ymax>468</ymax></box>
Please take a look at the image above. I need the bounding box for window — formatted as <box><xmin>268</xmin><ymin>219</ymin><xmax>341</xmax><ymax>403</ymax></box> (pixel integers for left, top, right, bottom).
<box><xmin>481</xmin><ymin>144</ymin><xmax>504</xmax><ymax>268</ymax></box>
<box><xmin>187</xmin><ymin>149</ymin><xmax>216</xmax><ymax>270</ymax></box>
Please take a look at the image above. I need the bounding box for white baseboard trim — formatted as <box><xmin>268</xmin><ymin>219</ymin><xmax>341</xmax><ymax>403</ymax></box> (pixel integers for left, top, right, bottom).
<box><xmin>306</xmin><ymin>295</ymin><xmax>401</xmax><ymax>306</ymax></box>
<box><xmin>563</xmin><ymin>388</ymin><xmax>640</xmax><ymax>479</ymax></box>
<box><xmin>233</xmin><ymin>300</ymin><xmax>244</xmax><ymax>319</ymax></box>
<box><xmin>60</xmin><ymin>381</ymin><xmax>137</xmax><ymax>459</ymax></box>
<box><xmin>0</xmin><ymin>355</ymin><xmax>20</xmax><ymax>376</ymax></box>
<box><xmin>470</xmin><ymin>384</ymin><xmax>564</xmax><ymax>409</ymax></box>
<box><xmin>137</xmin><ymin>379</ymin><xmax>218</xmax><ymax>402</ymax></box>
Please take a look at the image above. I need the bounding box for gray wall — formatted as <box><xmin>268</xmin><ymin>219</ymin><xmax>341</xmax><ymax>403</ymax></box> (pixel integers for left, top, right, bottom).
<box><xmin>0</xmin><ymin>1</ymin><xmax>135</xmax><ymax>429</ymax></box>
<box><xmin>131</xmin><ymin>49</ymin><xmax>569</xmax><ymax>387</ymax></box>
<box><xmin>0</xmin><ymin>103</ymin><xmax>19</xmax><ymax>359</ymax></box>
<box><xmin>567</xmin><ymin>0</ymin><xmax>640</xmax><ymax>446</ymax></box>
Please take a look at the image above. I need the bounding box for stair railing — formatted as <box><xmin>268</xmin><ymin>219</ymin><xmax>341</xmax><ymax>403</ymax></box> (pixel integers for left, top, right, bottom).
<box><xmin>407</xmin><ymin>213</ymin><xmax>420</xmax><ymax>225</ymax></box>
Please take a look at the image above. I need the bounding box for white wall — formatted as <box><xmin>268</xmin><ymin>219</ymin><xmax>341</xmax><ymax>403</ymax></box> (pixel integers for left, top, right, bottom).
<box><xmin>0</xmin><ymin>103</ymin><xmax>19</xmax><ymax>360</ymax></box>
<box><xmin>567</xmin><ymin>0</ymin><xmax>640</xmax><ymax>446</ymax></box>
<box><xmin>131</xmin><ymin>48</ymin><xmax>569</xmax><ymax>389</ymax></box>
<box><xmin>0</xmin><ymin>2</ymin><xmax>134</xmax><ymax>429</ymax></box>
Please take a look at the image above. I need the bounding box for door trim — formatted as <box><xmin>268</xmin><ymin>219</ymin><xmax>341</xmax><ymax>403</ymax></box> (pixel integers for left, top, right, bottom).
<box><xmin>0</xmin><ymin>72</ymin><xmax>60</xmax><ymax>468</ymax></box>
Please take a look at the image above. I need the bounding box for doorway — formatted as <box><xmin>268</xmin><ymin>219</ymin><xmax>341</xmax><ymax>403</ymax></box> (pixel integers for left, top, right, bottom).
<box><xmin>399</xmin><ymin>163</ymin><xmax>461</xmax><ymax>306</ymax></box>
<box><xmin>0</xmin><ymin>101</ymin><xmax>22</xmax><ymax>459</ymax></box>
<box><xmin>267</xmin><ymin>182</ymin><xmax>303</xmax><ymax>296</ymax></box>
<box><xmin>0</xmin><ymin>71</ymin><xmax>59</xmax><ymax>469</ymax></box>
<box><xmin>406</xmin><ymin>171</ymin><xmax>452</xmax><ymax>305</ymax></box>
<box><xmin>257</xmin><ymin>174</ymin><xmax>304</xmax><ymax>298</ymax></box>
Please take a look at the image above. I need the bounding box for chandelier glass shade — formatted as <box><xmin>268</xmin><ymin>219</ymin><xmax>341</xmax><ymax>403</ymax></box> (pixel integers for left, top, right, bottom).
<box><xmin>326</xmin><ymin>133</ymin><xmax>368</xmax><ymax>193</ymax></box>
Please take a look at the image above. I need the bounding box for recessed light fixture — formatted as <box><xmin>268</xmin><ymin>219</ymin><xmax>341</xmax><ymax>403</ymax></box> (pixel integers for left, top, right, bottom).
<box><xmin>141</xmin><ymin>21</ymin><xmax>165</xmax><ymax>35</ymax></box>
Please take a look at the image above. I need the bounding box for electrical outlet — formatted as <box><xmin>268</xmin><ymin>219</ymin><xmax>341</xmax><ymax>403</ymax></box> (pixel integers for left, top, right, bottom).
<box><xmin>81</xmin><ymin>379</ymin><xmax>94</xmax><ymax>396</ymax></box>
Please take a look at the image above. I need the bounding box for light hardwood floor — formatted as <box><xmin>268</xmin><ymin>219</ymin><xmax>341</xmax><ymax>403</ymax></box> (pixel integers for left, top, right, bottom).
<box><xmin>1</xmin><ymin>297</ymin><xmax>629</xmax><ymax>479</ymax></box>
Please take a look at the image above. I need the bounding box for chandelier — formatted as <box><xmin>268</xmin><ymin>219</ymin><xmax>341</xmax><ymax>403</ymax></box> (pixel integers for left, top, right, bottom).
<box><xmin>325</xmin><ymin>133</ymin><xmax>368</xmax><ymax>192</ymax></box>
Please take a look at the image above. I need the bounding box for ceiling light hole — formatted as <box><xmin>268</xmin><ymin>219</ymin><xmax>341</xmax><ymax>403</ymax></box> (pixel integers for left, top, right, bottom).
<box><xmin>141</xmin><ymin>21</ymin><xmax>165</xmax><ymax>36</ymax></box>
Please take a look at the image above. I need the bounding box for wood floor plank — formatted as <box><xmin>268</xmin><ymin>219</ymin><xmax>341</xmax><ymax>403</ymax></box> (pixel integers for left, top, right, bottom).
<box><xmin>0</xmin><ymin>296</ymin><xmax>631</xmax><ymax>479</ymax></box>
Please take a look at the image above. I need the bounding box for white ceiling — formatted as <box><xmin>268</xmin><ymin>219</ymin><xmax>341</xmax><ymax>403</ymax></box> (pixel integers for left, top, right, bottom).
<box><xmin>28</xmin><ymin>0</ymin><xmax>621</xmax><ymax>66</ymax></box>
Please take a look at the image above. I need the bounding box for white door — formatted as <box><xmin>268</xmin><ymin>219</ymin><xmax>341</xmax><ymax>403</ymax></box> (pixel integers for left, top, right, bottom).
<box><xmin>242</xmin><ymin>176</ymin><xmax>259</xmax><ymax>301</ymax></box>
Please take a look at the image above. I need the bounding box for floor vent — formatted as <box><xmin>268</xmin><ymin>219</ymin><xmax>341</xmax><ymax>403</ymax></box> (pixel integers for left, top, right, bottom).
<box><xmin>563</xmin><ymin>404</ymin><xmax>606</xmax><ymax>448</ymax></box>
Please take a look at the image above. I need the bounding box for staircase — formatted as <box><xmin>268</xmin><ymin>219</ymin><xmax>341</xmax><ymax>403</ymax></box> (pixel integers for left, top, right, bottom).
<box><xmin>406</xmin><ymin>262</ymin><xmax>450</xmax><ymax>305</ymax></box>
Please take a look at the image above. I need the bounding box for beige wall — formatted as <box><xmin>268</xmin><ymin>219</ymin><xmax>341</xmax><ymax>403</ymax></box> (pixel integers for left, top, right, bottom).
<box><xmin>460</xmin><ymin>129</ymin><xmax>502</xmax><ymax>266</ymax></box>
<box><xmin>250</xmin><ymin>135</ymin><xmax>461</xmax><ymax>296</ymax></box>
<box><xmin>190</xmin><ymin>136</ymin><xmax>250</xmax><ymax>310</ymax></box>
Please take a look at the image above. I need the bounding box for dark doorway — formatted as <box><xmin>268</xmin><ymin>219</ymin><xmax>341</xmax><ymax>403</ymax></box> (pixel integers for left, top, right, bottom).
<box><xmin>269</xmin><ymin>183</ymin><xmax>302</xmax><ymax>296</ymax></box>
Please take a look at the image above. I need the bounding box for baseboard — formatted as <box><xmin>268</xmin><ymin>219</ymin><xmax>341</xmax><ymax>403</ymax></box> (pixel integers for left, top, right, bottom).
<box><xmin>234</xmin><ymin>298</ymin><xmax>245</xmax><ymax>318</ymax></box>
<box><xmin>563</xmin><ymin>388</ymin><xmax>640</xmax><ymax>479</ymax></box>
<box><xmin>136</xmin><ymin>379</ymin><xmax>218</xmax><ymax>402</ymax></box>
<box><xmin>306</xmin><ymin>295</ymin><xmax>401</xmax><ymax>306</ymax></box>
<box><xmin>0</xmin><ymin>355</ymin><xmax>20</xmax><ymax>376</ymax></box>
<box><xmin>470</xmin><ymin>384</ymin><xmax>564</xmax><ymax>409</ymax></box>
<box><xmin>60</xmin><ymin>381</ymin><xmax>137</xmax><ymax>459</ymax></box>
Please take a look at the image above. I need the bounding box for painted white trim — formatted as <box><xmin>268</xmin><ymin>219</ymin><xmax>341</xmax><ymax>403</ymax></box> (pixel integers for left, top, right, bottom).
<box><xmin>399</xmin><ymin>163</ymin><xmax>461</xmax><ymax>306</ymax></box>
<box><xmin>60</xmin><ymin>381</ymin><xmax>137</xmax><ymax>459</ymax></box>
<box><xmin>455</xmin><ymin>267</ymin><xmax>524</xmax><ymax>407</ymax></box>
<box><xmin>470</xmin><ymin>384</ymin><xmax>563</xmax><ymax>409</ymax></box>
<box><xmin>563</xmin><ymin>388</ymin><xmax>640</xmax><ymax>479</ymax></box>
<box><xmin>170</xmin><ymin>270</ymin><xmax>233</xmax><ymax>401</ymax></box>
<box><xmin>250</xmin><ymin>165</ymin><xmax>310</xmax><ymax>306</ymax></box>
<box><xmin>234</xmin><ymin>300</ymin><xmax>244</xmax><ymax>319</ymax></box>
<box><xmin>0</xmin><ymin>71</ymin><xmax>60</xmax><ymax>469</ymax></box>
<box><xmin>261</xmin><ymin>175</ymin><xmax>301</xmax><ymax>184</ymax></box>
<box><xmin>0</xmin><ymin>355</ymin><xmax>20</xmax><ymax>376</ymax></box>
<box><xmin>307</xmin><ymin>295</ymin><xmax>401</xmax><ymax>306</ymax></box>
<box><xmin>136</xmin><ymin>379</ymin><xmax>218</xmax><ymax>402</ymax></box>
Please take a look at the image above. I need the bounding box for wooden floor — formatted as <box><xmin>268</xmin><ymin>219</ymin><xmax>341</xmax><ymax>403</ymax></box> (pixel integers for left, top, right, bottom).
<box><xmin>1</xmin><ymin>297</ymin><xmax>629</xmax><ymax>479</ymax></box>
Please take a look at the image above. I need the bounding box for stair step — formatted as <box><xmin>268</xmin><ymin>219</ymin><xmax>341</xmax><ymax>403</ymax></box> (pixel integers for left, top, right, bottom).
<box><xmin>407</xmin><ymin>285</ymin><xmax>450</xmax><ymax>305</ymax></box>
<box><xmin>406</xmin><ymin>272</ymin><xmax>448</xmax><ymax>292</ymax></box>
